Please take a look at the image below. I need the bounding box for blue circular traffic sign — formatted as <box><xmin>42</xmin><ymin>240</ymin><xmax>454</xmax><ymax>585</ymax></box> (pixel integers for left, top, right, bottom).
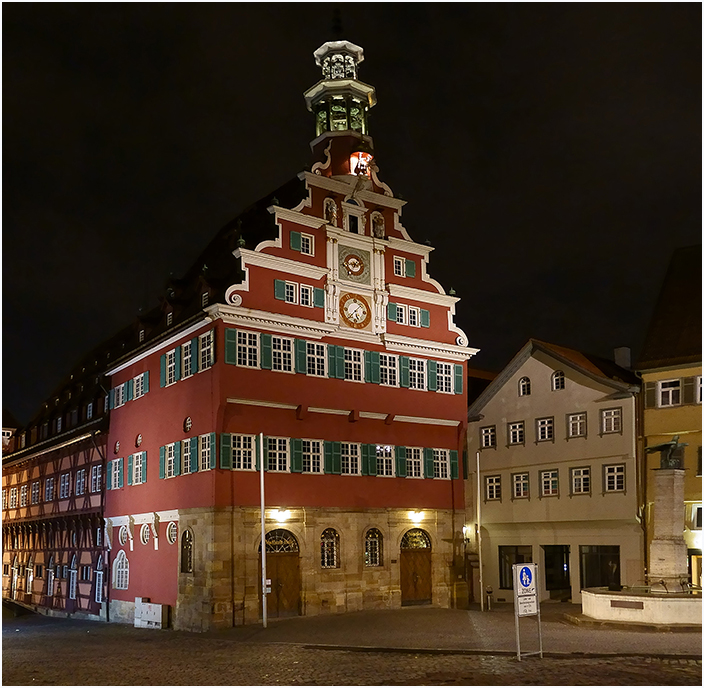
<box><xmin>519</xmin><ymin>566</ymin><xmax>532</xmax><ymax>587</ymax></box>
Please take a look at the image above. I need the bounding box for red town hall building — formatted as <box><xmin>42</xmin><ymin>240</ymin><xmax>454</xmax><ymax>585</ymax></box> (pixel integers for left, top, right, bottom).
<box><xmin>3</xmin><ymin>40</ymin><xmax>477</xmax><ymax>631</ymax></box>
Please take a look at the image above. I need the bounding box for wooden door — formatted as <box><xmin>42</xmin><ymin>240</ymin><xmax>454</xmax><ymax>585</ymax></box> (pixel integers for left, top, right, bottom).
<box><xmin>266</xmin><ymin>552</ymin><xmax>301</xmax><ymax>618</ymax></box>
<box><xmin>400</xmin><ymin>528</ymin><xmax>432</xmax><ymax>606</ymax></box>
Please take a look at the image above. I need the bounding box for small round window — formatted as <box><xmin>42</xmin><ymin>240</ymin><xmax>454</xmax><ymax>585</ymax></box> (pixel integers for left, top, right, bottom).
<box><xmin>140</xmin><ymin>524</ymin><xmax>150</xmax><ymax>545</ymax></box>
<box><xmin>184</xmin><ymin>417</ymin><xmax>192</xmax><ymax>432</ymax></box>
<box><xmin>135</xmin><ymin>433</ymin><xmax>143</xmax><ymax>448</ymax></box>
<box><xmin>118</xmin><ymin>525</ymin><xmax>128</xmax><ymax>546</ymax></box>
<box><xmin>114</xmin><ymin>441</ymin><xmax>120</xmax><ymax>454</ymax></box>
<box><xmin>166</xmin><ymin>521</ymin><xmax>178</xmax><ymax>545</ymax></box>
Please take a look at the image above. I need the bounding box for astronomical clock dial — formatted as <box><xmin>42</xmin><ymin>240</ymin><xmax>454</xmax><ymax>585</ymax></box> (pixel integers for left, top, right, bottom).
<box><xmin>339</xmin><ymin>293</ymin><xmax>372</xmax><ymax>329</ymax></box>
<box><xmin>343</xmin><ymin>253</ymin><xmax>365</xmax><ymax>277</ymax></box>
<box><xmin>338</xmin><ymin>246</ymin><xmax>371</xmax><ymax>284</ymax></box>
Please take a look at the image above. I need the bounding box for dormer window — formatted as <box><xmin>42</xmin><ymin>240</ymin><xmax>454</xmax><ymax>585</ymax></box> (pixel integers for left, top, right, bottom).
<box><xmin>139</xmin><ymin>329</ymin><xmax>145</xmax><ymax>343</ymax></box>
<box><xmin>201</xmin><ymin>293</ymin><xmax>209</xmax><ymax>308</ymax></box>
<box><xmin>519</xmin><ymin>377</ymin><xmax>531</xmax><ymax>396</ymax></box>
<box><xmin>552</xmin><ymin>371</ymin><xmax>565</xmax><ymax>391</ymax></box>
<box><xmin>166</xmin><ymin>312</ymin><xmax>173</xmax><ymax>326</ymax></box>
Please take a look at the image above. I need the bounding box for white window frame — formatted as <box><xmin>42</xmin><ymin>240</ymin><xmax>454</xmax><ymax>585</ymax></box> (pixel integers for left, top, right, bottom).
<box><xmin>692</xmin><ymin>504</ymin><xmax>702</xmax><ymax>530</ymax></box>
<box><xmin>91</xmin><ymin>465</ymin><xmax>102</xmax><ymax>493</ymax></box>
<box><xmin>182</xmin><ymin>340</ymin><xmax>193</xmax><ymax>378</ymax></box>
<box><xmin>408</xmin><ymin>358</ymin><xmax>426</xmax><ymax>390</ymax></box>
<box><xmin>266</xmin><ymin>437</ymin><xmax>289</xmax><ymax>472</ymax></box>
<box><xmin>59</xmin><ymin>473</ymin><xmax>70</xmax><ymax>499</ymax></box>
<box><xmin>552</xmin><ymin>371</ymin><xmax>565</xmax><ymax>391</ymax></box>
<box><xmin>437</xmin><ymin>362</ymin><xmax>453</xmax><ymax>394</ymax></box>
<box><xmin>272</xmin><ymin>336</ymin><xmax>294</xmax><ymax>373</ymax></box>
<box><xmin>508</xmin><ymin>421</ymin><xmax>525</xmax><ymax>445</ymax></box>
<box><xmin>232</xmin><ymin>434</ymin><xmax>255</xmax><ymax>471</ymax></box>
<box><xmin>485</xmin><ymin>475</ymin><xmax>501</xmax><ymax>500</ymax></box>
<box><xmin>87</xmin><ymin>402</ymin><xmax>94</xmax><ymax>420</ymax></box>
<box><xmin>571</xmin><ymin>467</ymin><xmax>591</xmax><ymax>495</ymax></box>
<box><xmin>75</xmin><ymin>469</ymin><xmax>86</xmax><ymax>496</ymax></box>
<box><xmin>94</xmin><ymin>569</ymin><xmax>104</xmax><ymax>603</ymax></box>
<box><xmin>513</xmin><ymin>473</ymin><xmax>529</xmax><ymax>499</ymax></box>
<box><xmin>114</xmin><ymin>383</ymin><xmax>126</xmax><ymax>408</ymax></box>
<box><xmin>408</xmin><ymin>306</ymin><xmax>420</xmax><ymax>328</ymax></box>
<box><xmin>200</xmin><ymin>330</ymin><xmax>214</xmax><ymax>371</ymax></box>
<box><xmin>9</xmin><ymin>487</ymin><xmax>18</xmax><ymax>509</ymax></box>
<box><xmin>166</xmin><ymin>522</ymin><xmax>178</xmax><ymax>545</ymax></box>
<box><xmin>166</xmin><ymin>311</ymin><xmax>173</xmax><ymax>327</ymax></box>
<box><xmin>56</xmin><ymin>417</ymin><xmax>62</xmax><ymax>433</ymax></box>
<box><xmin>697</xmin><ymin>376</ymin><xmax>702</xmax><ymax>404</ymax></box>
<box><xmin>31</xmin><ymin>481</ymin><xmax>40</xmax><ymax>504</ymax></box>
<box><xmin>237</xmin><ymin>331</ymin><xmax>259</xmax><ymax>368</ymax></box>
<box><xmin>20</xmin><ymin>485</ymin><xmax>28</xmax><ymax>507</ymax></box>
<box><xmin>111</xmin><ymin>460</ymin><xmax>121</xmax><ymax>489</ymax></box>
<box><xmin>68</xmin><ymin>568</ymin><xmax>77</xmax><ymax>600</ymax></box>
<box><xmin>166</xmin><ymin>350</ymin><xmax>177</xmax><ymax>386</ymax></box>
<box><xmin>433</xmin><ymin>449</ymin><xmax>450</xmax><ymax>480</ymax></box>
<box><xmin>537</xmin><ymin>417</ymin><xmax>554</xmax><ymax>442</ymax></box>
<box><xmin>302</xmin><ymin>439</ymin><xmax>323</xmax><ymax>474</ymax></box>
<box><xmin>165</xmin><ymin>444</ymin><xmax>176</xmax><ymax>478</ymax></box>
<box><xmin>2</xmin><ymin>489</ymin><xmax>7</xmax><ymax>510</ymax></box>
<box><xmin>541</xmin><ymin>469</ymin><xmax>559</xmax><ymax>497</ymax></box>
<box><xmin>133</xmin><ymin>452</ymin><xmax>145</xmax><ymax>485</ymax></box>
<box><xmin>518</xmin><ymin>377</ymin><xmax>531</xmax><ymax>396</ymax></box>
<box><xmin>375</xmin><ymin>445</ymin><xmax>394</xmax><ymax>477</ymax></box>
<box><xmin>344</xmin><ymin>348</ymin><xmax>363</xmax><ymax>382</ymax></box>
<box><xmin>568</xmin><ymin>412</ymin><xmax>587</xmax><ymax>438</ymax></box>
<box><xmin>379</xmin><ymin>354</ymin><xmax>398</xmax><ymax>387</ymax></box>
<box><xmin>201</xmin><ymin>292</ymin><xmax>209</xmax><ymax>307</ymax></box>
<box><xmin>658</xmin><ymin>379</ymin><xmax>681</xmax><ymax>407</ymax></box>
<box><xmin>396</xmin><ymin>304</ymin><xmax>407</xmax><ymax>325</ymax></box>
<box><xmin>112</xmin><ymin>550</ymin><xmax>129</xmax><ymax>590</ymax></box>
<box><xmin>199</xmin><ymin>435</ymin><xmax>212</xmax><ymax>472</ymax></box>
<box><xmin>306</xmin><ymin>342</ymin><xmax>326</xmax><ymax>377</ymax></box>
<box><xmin>300</xmin><ymin>233</ymin><xmax>314</xmax><ymax>256</ymax></box>
<box><xmin>284</xmin><ymin>281</ymin><xmax>298</xmax><ymax>304</ymax></box>
<box><xmin>393</xmin><ymin>256</ymin><xmax>405</xmax><ymax>277</ymax></box>
<box><xmin>406</xmin><ymin>447</ymin><xmax>423</xmax><ymax>478</ymax></box>
<box><xmin>300</xmin><ymin>284</ymin><xmax>314</xmax><ymax>308</ymax></box>
<box><xmin>601</xmin><ymin>408</ymin><xmax>622</xmax><ymax>434</ymax></box>
<box><xmin>481</xmin><ymin>426</ymin><xmax>496</xmax><ymax>449</ymax></box>
<box><xmin>341</xmin><ymin>442</ymin><xmax>360</xmax><ymax>475</ymax></box>
<box><xmin>604</xmin><ymin>464</ymin><xmax>625</xmax><ymax>492</ymax></box>
<box><xmin>133</xmin><ymin>372</ymin><xmax>146</xmax><ymax>399</ymax></box>
<box><xmin>181</xmin><ymin>440</ymin><xmax>191</xmax><ymax>474</ymax></box>
<box><xmin>44</xmin><ymin>478</ymin><xmax>55</xmax><ymax>502</ymax></box>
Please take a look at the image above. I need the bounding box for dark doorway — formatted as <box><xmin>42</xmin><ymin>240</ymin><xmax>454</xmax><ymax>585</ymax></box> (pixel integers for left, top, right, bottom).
<box><xmin>542</xmin><ymin>545</ymin><xmax>571</xmax><ymax>600</ymax></box>
<box><xmin>579</xmin><ymin>545</ymin><xmax>620</xmax><ymax>589</ymax></box>
<box><xmin>400</xmin><ymin>529</ymin><xmax>432</xmax><ymax>605</ymax></box>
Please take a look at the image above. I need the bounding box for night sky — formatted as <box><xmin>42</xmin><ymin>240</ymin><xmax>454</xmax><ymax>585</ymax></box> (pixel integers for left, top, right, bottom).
<box><xmin>4</xmin><ymin>4</ymin><xmax>701</xmax><ymax>424</ymax></box>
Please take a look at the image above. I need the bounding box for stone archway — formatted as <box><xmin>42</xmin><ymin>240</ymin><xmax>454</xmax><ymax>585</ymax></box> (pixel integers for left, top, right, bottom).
<box><xmin>400</xmin><ymin>528</ymin><xmax>432</xmax><ymax>606</ymax></box>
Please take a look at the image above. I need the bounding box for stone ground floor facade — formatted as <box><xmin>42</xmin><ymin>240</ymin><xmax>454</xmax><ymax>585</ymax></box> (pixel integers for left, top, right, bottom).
<box><xmin>108</xmin><ymin>506</ymin><xmax>468</xmax><ymax>631</ymax></box>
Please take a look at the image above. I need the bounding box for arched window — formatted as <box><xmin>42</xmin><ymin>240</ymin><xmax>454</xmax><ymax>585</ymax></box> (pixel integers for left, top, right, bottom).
<box><xmin>181</xmin><ymin>529</ymin><xmax>193</xmax><ymax>573</ymax></box>
<box><xmin>400</xmin><ymin>528</ymin><xmax>432</xmax><ymax>550</ymax></box>
<box><xmin>95</xmin><ymin>556</ymin><xmax>104</xmax><ymax>604</ymax></box>
<box><xmin>324</xmin><ymin>198</ymin><xmax>338</xmax><ymax>227</ymax></box>
<box><xmin>519</xmin><ymin>377</ymin><xmax>531</xmax><ymax>396</ymax></box>
<box><xmin>320</xmin><ymin>528</ymin><xmax>340</xmax><ymax>569</ymax></box>
<box><xmin>552</xmin><ymin>371</ymin><xmax>565</xmax><ymax>391</ymax></box>
<box><xmin>364</xmin><ymin>528</ymin><xmax>383</xmax><ymax>567</ymax></box>
<box><xmin>260</xmin><ymin>529</ymin><xmax>299</xmax><ymax>553</ymax></box>
<box><xmin>68</xmin><ymin>555</ymin><xmax>78</xmax><ymax>600</ymax></box>
<box><xmin>112</xmin><ymin>550</ymin><xmax>129</xmax><ymax>590</ymax></box>
<box><xmin>25</xmin><ymin>556</ymin><xmax>34</xmax><ymax>593</ymax></box>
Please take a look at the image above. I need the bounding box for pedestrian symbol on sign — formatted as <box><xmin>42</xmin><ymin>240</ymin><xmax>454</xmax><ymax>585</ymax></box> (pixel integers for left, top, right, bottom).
<box><xmin>520</xmin><ymin>566</ymin><xmax>532</xmax><ymax>588</ymax></box>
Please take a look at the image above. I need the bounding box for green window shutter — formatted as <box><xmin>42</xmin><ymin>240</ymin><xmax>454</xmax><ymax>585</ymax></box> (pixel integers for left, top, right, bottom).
<box><xmin>364</xmin><ymin>351</ymin><xmax>372</xmax><ymax>383</ymax></box>
<box><xmin>274</xmin><ymin>279</ymin><xmax>286</xmax><ymax>300</ymax></box>
<box><xmin>143</xmin><ymin>451</ymin><xmax>147</xmax><ymax>482</ymax></box>
<box><xmin>644</xmin><ymin>381</ymin><xmax>657</xmax><ymax>408</ymax></box>
<box><xmin>109</xmin><ymin>389</ymin><xmax>115</xmax><ymax>410</ymax></box>
<box><xmin>367</xmin><ymin>444</ymin><xmax>377</xmax><ymax>476</ymax></box>
<box><xmin>261</xmin><ymin>334</ymin><xmax>273</xmax><ymax>370</ymax></box>
<box><xmin>420</xmin><ymin>309</ymin><xmax>430</xmax><ymax>328</ymax></box>
<box><xmin>209</xmin><ymin>433</ymin><xmax>217</xmax><ymax>470</ymax></box>
<box><xmin>335</xmin><ymin>346</ymin><xmax>345</xmax><ymax>379</ymax></box>
<box><xmin>174</xmin><ymin>346</ymin><xmax>182</xmax><ymax>381</ymax></box>
<box><xmin>454</xmin><ymin>364</ymin><xmax>464</xmax><ymax>394</ymax></box>
<box><xmin>328</xmin><ymin>345</ymin><xmax>337</xmax><ymax>378</ymax></box>
<box><xmin>360</xmin><ymin>443</ymin><xmax>370</xmax><ymax>475</ymax></box>
<box><xmin>370</xmin><ymin>351</ymin><xmax>380</xmax><ymax>384</ymax></box>
<box><xmin>191</xmin><ymin>336</ymin><xmax>200</xmax><ymax>373</ymax></box>
<box><xmin>683</xmin><ymin>377</ymin><xmax>695</xmax><ymax>404</ymax></box>
<box><xmin>118</xmin><ymin>458</ymin><xmax>124</xmax><ymax>488</ymax></box>
<box><xmin>291</xmin><ymin>438</ymin><xmax>303</xmax><ymax>473</ymax></box>
<box><xmin>314</xmin><ymin>287</ymin><xmax>325</xmax><ymax>308</ymax></box>
<box><xmin>405</xmin><ymin>259</ymin><xmax>416</xmax><ymax>278</ymax></box>
<box><xmin>225</xmin><ymin>328</ymin><xmax>237</xmax><ymax>365</ymax></box>
<box><xmin>106</xmin><ymin>461</ymin><xmax>113</xmax><ymax>490</ymax></box>
<box><xmin>173</xmin><ymin>442</ymin><xmax>181</xmax><ymax>477</ymax></box>
<box><xmin>332</xmin><ymin>442</ymin><xmax>341</xmax><ymax>474</ymax></box>
<box><xmin>143</xmin><ymin>371</ymin><xmax>150</xmax><ymax>393</ymax></box>
<box><xmin>424</xmin><ymin>448</ymin><xmax>435</xmax><ymax>479</ymax></box>
<box><xmin>290</xmin><ymin>231</ymin><xmax>302</xmax><ymax>251</ymax></box>
<box><xmin>255</xmin><ymin>435</ymin><xmax>261</xmax><ymax>471</ymax></box>
<box><xmin>427</xmin><ymin>360</ymin><xmax>438</xmax><ymax>392</ymax></box>
<box><xmin>295</xmin><ymin>339</ymin><xmax>307</xmax><ymax>374</ymax></box>
<box><xmin>387</xmin><ymin>302</ymin><xmax>397</xmax><ymax>322</ymax></box>
<box><xmin>160</xmin><ymin>354</ymin><xmax>166</xmax><ymax>387</ymax></box>
<box><xmin>262</xmin><ymin>436</ymin><xmax>269</xmax><ymax>471</ymax></box>
<box><xmin>395</xmin><ymin>446</ymin><xmax>407</xmax><ymax>478</ymax></box>
<box><xmin>450</xmin><ymin>450</ymin><xmax>459</xmax><ymax>479</ymax></box>
<box><xmin>126</xmin><ymin>380</ymin><xmax>134</xmax><ymax>402</ymax></box>
<box><xmin>127</xmin><ymin>455</ymin><xmax>133</xmax><ymax>486</ymax></box>
<box><xmin>400</xmin><ymin>356</ymin><xmax>410</xmax><ymax>388</ymax></box>
<box><xmin>190</xmin><ymin>437</ymin><xmax>199</xmax><ymax>472</ymax></box>
<box><xmin>159</xmin><ymin>447</ymin><xmax>165</xmax><ymax>479</ymax></box>
<box><xmin>324</xmin><ymin>441</ymin><xmax>333</xmax><ymax>474</ymax></box>
<box><xmin>220</xmin><ymin>434</ymin><xmax>232</xmax><ymax>470</ymax></box>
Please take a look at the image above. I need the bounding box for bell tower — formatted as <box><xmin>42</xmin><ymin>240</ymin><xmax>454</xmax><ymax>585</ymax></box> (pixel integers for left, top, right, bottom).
<box><xmin>304</xmin><ymin>40</ymin><xmax>377</xmax><ymax>178</ymax></box>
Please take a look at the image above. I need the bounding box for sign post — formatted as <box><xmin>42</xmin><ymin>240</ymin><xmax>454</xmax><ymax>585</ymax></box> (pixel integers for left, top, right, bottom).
<box><xmin>512</xmin><ymin>563</ymin><xmax>543</xmax><ymax>660</ymax></box>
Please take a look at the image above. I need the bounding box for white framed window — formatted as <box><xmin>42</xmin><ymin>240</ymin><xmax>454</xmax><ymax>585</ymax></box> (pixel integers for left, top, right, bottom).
<box><xmin>96</xmin><ymin>528</ymin><xmax>102</xmax><ymax>547</ymax></box>
<box><xmin>111</xmin><ymin>460</ymin><xmax>121</xmax><ymax>489</ymax></box>
<box><xmin>300</xmin><ymin>233</ymin><xmax>314</xmax><ymax>256</ymax></box>
<box><xmin>165</xmin><ymin>350</ymin><xmax>177</xmax><ymax>386</ymax></box>
<box><xmin>140</xmin><ymin>524</ymin><xmax>150</xmax><ymax>545</ymax></box>
<box><xmin>393</xmin><ymin>256</ymin><xmax>405</xmax><ymax>277</ymax></box>
<box><xmin>365</xmin><ymin>528</ymin><xmax>383</xmax><ymax>567</ymax></box>
<box><xmin>165</xmin><ymin>444</ymin><xmax>176</xmax><ymax>478</ymax></box>
<box><xmin>302</xmin><ymin>439</ymin><xmax>323</xmax><ymax>473</ymax></box>
<box><xmin>56</xmin><ymin>417</ymin><xmax>63</xmax><ymax>433</ymax></box>
<box><xmin>31</xmin><ymin>482</ymin><xmax>40</xmax><ymax>504</ymax></box>
<box><xmin>568</xmin><ymin>412</ymin><xmax>587</xmax><ymax>438</ymax></box>
<box><xmin>552</xmin><ymin>370</ymin><xmax>565</xmax><ymax>391</ymax></box>
<box><xmin>341</xmin><ymin>443</ymin><xmax>360</xmax><ymax>475</ymax></box>
<box><xmin>133</xmin><ymin>372</ymin><xmax>147</xmax><ymax>399</ymax></box>
<box><xmin>20</xmin><ymin>485</ymin><xmax>28</xmax><ymax>507</ymax></box>
<box><xmin>87</xmin><ymin>402</ymin><xmax>93</xmax><ymax>420</ymax></box>
<box><xmin>9</xmin><ymin>487</ymin><xmax>18</xmax><ymax>509</ymax></box>
<box><xmin>139</xmin><ymin>329</ymin><xmax>145</xmax><ymax>343</ymax></box>
<box><xmin>181</xmin><ymin>440</ymin><xmax>191</xmax><ymax>474</ymax></box>
<box><xmin>182</xmin><ymin>341</ymin><xmax>193</xmax><ymax>378</ymax></box>
<box><xmin>406</xmin><ymin>447</ymin><xmax>423</xmax><ymax>478</ymax></box>
<box><xmin>320</xmin><ymin>528</ymin><xmax>340</xmax><ymax>569</ymax></box>
<box><xmin>604</xmin><ymin>464</ymin><xmax>625</xmax><ymax>492</ymax></box>
<box><xmin>396</xmin><ymin>304</ymin><xmax>407</xmax><ymax>325</ymax></box>
<box><xmin>114</xmin><ymin>383</ymin><xmax>126</xmax><ymax>408</ymax></box>
<box><xmin>166</xmin><ymin>522</ymin><xmax>178</xmax><ymax>545</ymax></box>
<box><xmin>601</xmin><ymin>408</ymin><xmax>622</xmax><ymax>434</ymax></box>
<box><xmin>518</xmin><ymin>376</ymin><xmax>531</xmax><ymax>396</ymax></box>
<box><xmin>118</xmin><ymin>525</ymin><xmax>128</xmax><ymax>546</ymax></box>
<box><xmin>113</xmin><ymin>550</ymin><xmax>129</xmax><ymax>590</ymax></box>
<box><xmin>94</xmin><ymin>569</ymin><xmax>104</xmax><ymax>603</ymax></box>
<box><xmin>344</xmin><ymin>348</ymin><xmax>363</xmax><ymax>382</ymax></box>
<box><xmin>75</xmin><ymin>469</ymin><xmax>86</xmax><ymax>495</ymax></box>
<box><xmin>284</xmin><ymin>281</ymin><xmax>298</xmax><ymax>304</ymax></box>
<box><xmin>91</xmin><ymin>465</ymin><xmax>102</xmax><ymax>493</ymax></box>
<box><xmin>508</xmin><ymin>421</ymin><xmax>525</xmax><ymax>445</ymax></box>
<box><xmin>536</xmin><ymin>417</ymin><xmax>554</xmax><ymax>442</ymax></box>
<box><xmin>433</xmin><ymin>449</ymin><xmax>450</xmax><ymax>479</ymax></box>
<box><xmin>44</xmin><ymin>478</ymin><xmax>55</xmax><ymax>502</ymax></box>
<box><xmin>306</xmin><ymin>342</ymin><xmax>326</xmax><ymax>377</ymax></box>
<box><xmin>658</xmin><ymin>379</ymin><xmax>681</xmax><ymax>407</ymax></box>
<box><xmin>266</xmin><ymin>437</ymin><xmax>289</xmax><ymax>472</ymax></box>
<box><xmin>541</xmin><ymin>469</ymin><xmax>559</xmax><ymax>497</ymax></box>
<box><xmin>481</xmin><ymin>426</ymin><xmax>496</xmax><ymax>448</ymax></box>
<box><xmin>199</xmin><ymin>435</ymin><xmax>212</xmax><ymax>472</ymax></box>
<box><xmin>272</xmin><ymin>336</ymin><xmax>294</xmax><ymax>373</ymax></box>
<box><xmin>166</xmin><ymin>312</ymin><xmax>173</xmax><ymax>326</ymax></box>
<box><xmin>437</xmin><ymin>362</ymin><xmax>453</xmax><ymax>393</ymax></box>
<box><xmin>571</xmin><ymin>467</ymin><xmax>590</xmax><ymax>495</ymax></box>
<box><xmin>692</xmin><ymin>505</ymin><xmax>702</xmax><ymax>530</ymax></box>
<box><xmin>201</xmin><ymin>292</ymin><xmax>209</xmax><ymax>307</ymax></box>
<box><xmin>133</xmin><ymin>452</ymin><xmax>145</xmax><ymax>485</ymax></box>
<box><xmin>697</xmin><ymin>376</ymin><xmax>702</xmax><ymax>404</ymax></box>
<box><xmin>408</xmin><ymin>306</ymin><xmax>420</xmax><ymax>327</ymax></box>
<box><xmin>59</xmin><ymin>473</ymin><xmax>70</xmax><ymax>499</ymax></box>
<box><xmin>513</xmin><ymin>473</ymin><xmax>529</xmax><ymax>499</ymax></box>
<box><xmin>376</xmin><ymin>445</ymin><xmax>394</xmax><ymax>477</ymax></box>
<box><xmin>200</xmin><ymin>330</ymin><xmax>214</xmax><ymax>370</ymax></box>
<box><xmin>2</xmin><ymin>490</ymin><xmax>6</xmax><ymax>510</ymax></box>
<box><xmin>300</xmin><ymin>284</ymin><xmax>313</xmax><ymax>307</ymax></box>
<box><xmin>232</xmin><ymin>434</ymin><xmax>255</xmax><ymax>470</ymax></box>
<box><xmin>379</xmin><ymin>354</ymin><xmax>398</xmax><ymax>386</ymax></box>
<box><xmin>237</xmin><ymin>331</ymin><xmax>259</xmax><ymax>368</ymax></box>
<box><xmin>408</xmin><ymin>358</ymin><xmax>426</xmax><ymax>390</ymax></box>
<box><xmin>68</xmin><ymin>568</ymin><xmax>77</xmax><ymax>599</ymax></box>
<box><xmin>485</xmin><ymin>475</ymin><xmax>501</xmax><ymax>500</ymax></box>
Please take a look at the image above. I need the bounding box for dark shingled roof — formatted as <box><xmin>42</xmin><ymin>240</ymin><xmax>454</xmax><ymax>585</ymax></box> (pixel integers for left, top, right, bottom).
<box><xmin>637</xmin><ymin>245</ymin><xmax>702</xmax><ymax>370</ymax></box>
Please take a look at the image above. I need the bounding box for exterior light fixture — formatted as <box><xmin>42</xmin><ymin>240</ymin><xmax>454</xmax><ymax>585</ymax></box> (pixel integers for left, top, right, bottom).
<box><xmin>408</xmin><ymin>510</ymin><xmax>424</xmax><ymax>524</ymax></box>
<box><xmin>269</xmin><ymin>509</ymin><xmax>291</xmax><ymax>524</ymax></box>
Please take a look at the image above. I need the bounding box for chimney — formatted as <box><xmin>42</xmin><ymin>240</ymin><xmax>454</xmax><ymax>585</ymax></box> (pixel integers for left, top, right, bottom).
<box><xmin>614</xmin><ymin>346</ymin><xmax>631</xmax><ymax>369</ymax></box>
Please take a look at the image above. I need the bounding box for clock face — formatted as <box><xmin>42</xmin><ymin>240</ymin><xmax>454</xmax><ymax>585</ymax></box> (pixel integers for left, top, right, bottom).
<box><xmin>338</xmin><ymin>246</ymin><xmax>371</xmax><ymax>284</ymax></box>
<box><xmin>339</xmin><ymin>293</ymin><xmax>372</xmax><ymax>329</ymax></box>
<box><xmin>343</xmin><ymin>253</ymin><xmax>365</xmax><ymax>276</ymax></box>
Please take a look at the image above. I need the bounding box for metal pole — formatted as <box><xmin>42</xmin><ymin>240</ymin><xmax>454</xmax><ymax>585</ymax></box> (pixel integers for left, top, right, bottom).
<box><xmin>260</xmin><ymin>432</ymin><xmax>267</xmax><ymax>629</ymax></box>
<box><xmin>476</xmin><ymin>451</ymin><xmax>484</xmax><ymax>611</ymax></box>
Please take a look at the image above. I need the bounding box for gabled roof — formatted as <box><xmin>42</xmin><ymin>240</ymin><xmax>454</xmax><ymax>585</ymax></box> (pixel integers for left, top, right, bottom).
<box><xmin>3</xmin><ymin>409</ymin><xmax>20</xmax><ymax>429</ymax></box>
<box><xmin>468</xmin><ymin>339</ymin><xmax>640</xmax><ymax>418</ymax></box>
<box><xmin>637</xmin><ymin>245</ymin><xmax>702</xmax><ymax>370</ymax></box>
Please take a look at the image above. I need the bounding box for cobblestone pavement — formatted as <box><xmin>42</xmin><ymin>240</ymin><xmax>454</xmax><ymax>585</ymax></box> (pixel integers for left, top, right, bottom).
<box><xmin>2</xmin><ymin>608</ymin><xmax>701</xmax><ymax>686</ymax></box>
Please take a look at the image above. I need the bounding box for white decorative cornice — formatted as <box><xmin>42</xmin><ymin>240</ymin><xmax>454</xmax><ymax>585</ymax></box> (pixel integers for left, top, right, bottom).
<box><xmin>387</xmin><ymin>284</ymin><xmax>460</xmax><ymax>307</ymax></box>
<box><xmin>301</xmin><ymin>171</ymin><xmax>406</xmax><ymax>211</ymax></box>
<box><xmin>227</xmin><ymin>398</ymin><xmax>298</xmax><ymax>411</ymax></box>
<box><xmin>383</xmin><ymin>333</ymin><xmax>478</xmax><ymax>361</ymax></box>
<box><xmin>234</xmin><ymin>248</ymin><xmax>329</xmax><ymax>281</ymax></box>
<box><xmin>386</xmin><ymin>236</ymin><xmax>433</xmax><ymax>258</ymax></box>
<box><xmin>106</xmin><ymin>510</ymin><xmax>179</xmax><ymax>527</ymax></box>
<box><xmin>209</xmin><ymin>304</ymin><xmax>336</xmax><ymax>339</ymax></box>
<box><xmin>268</xmin><ymin>205</ymin><xmax>328</xmax><ymax>231</ymax></box>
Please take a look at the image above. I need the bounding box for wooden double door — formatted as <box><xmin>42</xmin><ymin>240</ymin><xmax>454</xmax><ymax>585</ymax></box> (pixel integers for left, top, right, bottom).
<box><xmin>260</xmin><ymin>529</ymin><xmax>301</xmax><ymax>618</ymax></box>
<box><xmin>400</xmin><ymin>528</ymin><xmax>432</xmax><ymax>606</ymax></box>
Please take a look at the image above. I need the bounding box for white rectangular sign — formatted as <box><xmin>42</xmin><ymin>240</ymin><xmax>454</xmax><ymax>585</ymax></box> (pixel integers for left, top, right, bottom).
<box><xmin>517</xmin><ymin>595</ymin><xmax>538</xmax><ymax>617</ymax></box>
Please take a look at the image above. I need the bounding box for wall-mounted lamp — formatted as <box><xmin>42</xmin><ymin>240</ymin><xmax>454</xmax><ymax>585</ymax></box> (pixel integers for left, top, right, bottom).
<box><xmin>269</xmin><ymin>509</ymin><xmax>291</xmax><ymax>524</ymax></box>
<box><xmin>408</xmin><ymin>510</ymin><xmax>424</xmax><ymax>525</ymax></box>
